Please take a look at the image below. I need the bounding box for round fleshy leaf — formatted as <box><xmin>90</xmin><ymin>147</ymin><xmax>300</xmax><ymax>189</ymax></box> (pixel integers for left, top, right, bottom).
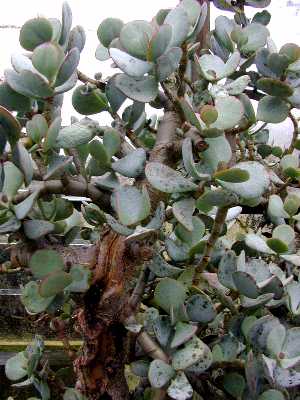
<box><xmin>175</xmin><ymin>216</ymin><xmax>205</xmax><ymax>247</ymax></box>
<box><xmin>5</xmin><ymin>69</ymin><xmax>54</xmax><ymax>99</ymax></box>
<box><xmin>202</xmin><ymin>135</ymin><xmax>232</xmax><ymax>171</ymax></box>
<box><xmin>95</xmin><ymin>43</ymin><xmax>110</xmax><ymax>61</ymax></box>
<box><xmin>211</xmin><ymin>96</ymin><xmax>244</xmax><ymax>130</ymax></box>
<box><xmin>14</xmin><ymin>191</ymin><xmax>38</xmax><ymax>220</ymax></box>
<box><xmin>156</xmin><ymin>47</ymin><xmax>183</xmax><ymax>82</ymax></box>
<box><xmin>88</xmin><ymin>139</ymin><xmax>110</xmax><ymax>168</ymax></box>
<box><xmin>280</xmin><ymin>154</ymin><xmax>299</xmax><ymax>172</ymax></box>
<box><xmin>67</xmin><ymin>25</ymin><xmax>86</xmax><ymax>52</ymax></box>
<box><xmin>32</xmin><ymin>42</ymin><xmax>64</xmax><ymax>82</ymax></box>
<box><xmin>186</xmin><ymin>294</ymin><xmax>216</xmax><ymax>323</ymax></box>
<box><xmin>173</xmin><ymin>198</ymin><xmax>195</xmax><ymax>232</ymax></box>
<box><xmin>245</xmin><ymin>0</ymin><xmax>271</xmax><ymax>7</ymax></box>
<box><xmin>67</xmin><ymin>264</ymin><xmax>91</xmax><ymax>293</ymax></box>
<box><xmin>19</xmin><ymin>17</ymin><xmax>53</xmax><ymax>51</ymax></box>
<box><xmin>110</xmin><ymin>48</ymin><xmax>153</xmax><ymax>77</ymax></box>
<box><xmin>167</xmin><ymin>372</ymin><xmax>193</xmax><ymax>400</ymax></box>
<box><xmin>5</xmin><ymin>352</ymin><xmax>28</xmax><ymax>381</ymax></box>
<box><xmin>257</xmin><ymin>78</ymin><xmax>293</xmax><ymax>97</ymax></box>
<box><xmin>215</xmin><ymin>168</ymin><xmax>249</xmax><ymax>183</ymax></box>
<box><xmin>114</xmin><ymin>74</ymin><xmax>158</xmax><ymax>103</ymax></box>
<box><xmin>55</xmin><ymin>47</ymin><xmax>80</xmax><ymax>87</ymax></box>
<box><xmin>152</xmin><ymin>315</ymin><xmax>172</xmax><ymax>347</ymax></box>
<box><xmin>103</xmin><ymin>128</ymin><xmax>121</xmax><ymax>157</ymax></box>
<box><xmin>21</xmin><ymin>281</ymin><xmax>54</xmax><ymax>314</ymax></box>
<box><xmin>164</xmin><ymin>6</ymin><xmax>190</xmax><ymax>48</ymax></box>
<box><xmin>259</xmin><ymin>390</ymin><xmax>285</xmax><ymax>400</ymax></box>
<box><xmin>179</xmin><ymin>98</ymin><xmax>202</xmax><ymax>131</ymax></box>
<box><xmin>273</xmin><ymin>224</ymin><xmax>295</xmax><ymax>245</ymax></box>
<box><xmin>39</xmin><ymin>270</ymin><xmax>73</xmax><ymax>298</ymax></box>
<box><xmin>171</xmin><ymin>322</ymin><xmax>198</xmax><ymax>349</ymax></box>
<box><xmin>148</xmin><ymin>24</ymin><xmax>172</xmax><ymax>61</ymax></box>
<box><xmin>148</xmin><ymin>360</ymin><xmax>175</xmax><ymax>389</ymax></box>
<box><xmin>147</xmin><ymin>254</ymin><xmax>182</xmax><ymax>278</ymax></box>
<box><xmin>222</xmin><ymin>51</ymin><xmax>241</xmax><ymax>77</ymax></box>
<box><xmin>29</xmin><ymin>249</ymin><xmax>64</xmax><ymax>279</ymax></box>
<box><xmin>219</xmin><ymin>161</ymin><xmax>269</xmax><ymax>200</ymax></box>
<box><xmin>266</xmin><ymin>324</ymin><xmax>286</xmax><ymax>357</ymax></box>
<box><xmin>0</xmin><ymin>82</ymin><xmax>32</xmax><ymax>113</ymax></box>
<box><xmin>179</xmin><ymin>0</ymin><xmax>201</xmax><ymax>26</ymax></box>
<box><xmin>218</xmin><ymin>251</ymin><xmax>237</xmax><ymax>290</ymax></box>
<box><xmin>248</xmin><ymin>316</ymin><xmax>280</xmax><ymax>352</ymax></box>
<box><xmin>112</xmin><ymin>148</ymin><xmax>146</xmax><ymax>178</ymax></box>
<box><xmin>282</xmin><ymin>327</ymin><xmax>300</xmax><ymax>359</ymax></box>
<box><xmin>97</xmin><ymin>18</ymin><xmax>124</xmax><ymax>48</ymax></box>
<box><xmin>59</xmin><ymin>2</ymin><xmax>72</xmax><ymax>46</ymax></box>
<box><xmin>154</xmin><ymin>278</ymin><xmax>187</xmax><ymax>313</ymax></box>
<box><xmin>257</xmin><ymin>96</ymin><xmax>290</xmax><ymax>123</ymax></box>
<box><xmin>268</xmin><ymin>194</ymin><xmax>289</xmax><ymax>222</ymax></box>
<box><xmin>186</xmin><ymin>342</ymin><xmax>212</xmax><ymax>374</ymax></box>
<box><xmin>26</xmin><ymin>114</ymin><xmax>48</xmax><ymax>144</ymax></box>
<box><xmin>233</xmin><ymin>271</ymin><xmax>260</xmax><ymax>299</ymax></box>
<box><xmin>112</xmin><ymin>185</ymin><xmax>150</xmax><ymax>226</ymax></box>
<box><xmin>145</xmin><ymin>162</ymin><xmax>198</xmax><ymax>193</ymax></box>
<box><xmin>197</xmin><ymin>54</ymin><xmax>225</xmax><ymax>81</ymax></box>
<box><xmin>2</xmin><ymin>161</ymin><xmax>23</xmax><ymax>200</ymax></box>
<box><xmin>200</xmin><ymin>105</ymin><xmax>218</xmax><ymax>125</ymax></box>
<box><xmin>24</xmin><ymin>220</ymin><xmax>55</xmax><ymax>240</ymax></box>
<box><xmin>44</xmin><ymin>116</ymin><xmax>62</xmax><ymax>152</ymax></box>
<box><xmin>196</xmin><ymin>189</ymin><xmax>237</xmax><ymax>211</ymax></box>
<box><xmin>223</xmin><ymin>373</ymin><xmax>245</xmax><ymax>399</ymax></box>
<box><xmin>172</xmin><ymin>337</ymin><xmax>208</xmax><ymax>370</ymax></box>
<box><xmin>120</xmin><ymin>20</ymin><xmax>153</xmax><ymax>59</ymax></box>
<box><xmin>214</xmin><ymin>15</ymin><xmax>235</xmax><ymax>52</ymax></box>
<box><xmin>0</xmin><ymin>105</ymin><xmax>21</xmax><ymax>148</ymax></box>
<box><xmin>240</xmin><ymin>23</ymin><xmax>269</xmax><ymax>54</ymax></box>
<box><xmin>12</xmin><ymin>143</ymin><xmax>33</xmax><ymax>186</ymax></box>
<box><xmin>245</xmin><ymin>233</ymin><xmax>275</xmax><ymax>254</ymax></box>
<box><xmin>72</xmin><ymin>85</ymin><xmax>108</xmax><ymax>115</ymax></box>
<box><xmin>225</xmin><ymin>75</ymin><xmax>251</xmax><ymax>95</ymax></box>
<box><xmin>56</xmin><ymin>122</ymin><xmax>94</xmax><ymax>148</ymax></box>
<box><xmin>266</xmin><ymin>238</ymin><xmax>288</xmax><ymax>254</ymax></box>
<box><xmin>105</xmin><ymin>214</ymin><xmax>134</xmax><ymax>236</ymax></box>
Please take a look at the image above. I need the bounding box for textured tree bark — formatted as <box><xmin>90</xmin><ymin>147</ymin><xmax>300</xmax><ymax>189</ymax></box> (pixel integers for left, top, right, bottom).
<box><xmin>7</xmin><ymin>232</ymin><xmax>153</xmax><ymax>399</ymax></box>
<box><xmin>73</xmin><ymin>229</ymin><xmax>153</xmax><ymax>399</ymax></box>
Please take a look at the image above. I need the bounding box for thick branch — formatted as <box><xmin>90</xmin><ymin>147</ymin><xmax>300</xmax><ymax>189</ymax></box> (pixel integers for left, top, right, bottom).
<box><xmin>144</xmin><ymin>110</ymin><xmax>182</xmax><ymax>208</ymax></box>
<box><xmin>13</xmin><ymin>179</ymin><xmax>111</xmax><ymax>210</ymax></box>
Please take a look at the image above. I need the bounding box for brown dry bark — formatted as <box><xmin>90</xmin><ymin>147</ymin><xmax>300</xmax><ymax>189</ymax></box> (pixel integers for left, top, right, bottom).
<box><xmin>73</xmin><ymin>229</ymin><xmax>154</xmax><ymax>399</ymax></box>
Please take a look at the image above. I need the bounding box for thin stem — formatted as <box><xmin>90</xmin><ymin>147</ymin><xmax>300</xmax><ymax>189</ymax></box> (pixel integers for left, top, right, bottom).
<box><xmin>128</xmin><ymin>266</ymin><xmax>150</xmax><ymax>311</ymax></box>
<box><xmin>275</xmin><ymin>178</ymin><xmax>292</xmax><ymax>195</ymax></box>
<box><xmin>193</xmin><ymin>206</ymin><xmax>229</xmax><ymax>285</ymax></box>
<box><xmin>137</xmin><ymin>330</ymin><xmax>169</xmax><ymax>363</ymax></box>
<box><xmin>247</xmin><ymin>139</ymin><xmax>255</xmax><ymax>160</ymax></box>
<box><xmin>13</xmin><ymin>179</ymin><xmax>111</xmax><ymax>209</ymax></box>
<box><xmin>77</xmin><ymin>70</ymin><xmax>106</xmax><ymax>91</ymax></box>
<box><xmin>177</xmin><ymin>43</ymin><xmax>188</xmax><ymax>97</ymax></box>
<box><xmin>286</xmin><ymin>111</ymin><xmax>299</xmax><ymax>154</ymax></box>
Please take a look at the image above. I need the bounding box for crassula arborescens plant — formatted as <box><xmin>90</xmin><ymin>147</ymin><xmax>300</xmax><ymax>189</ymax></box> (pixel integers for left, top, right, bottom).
<box><xmin>2</xmin><ymin>0</ymin><xmax>300</xmax><ymax>399</ymax></box>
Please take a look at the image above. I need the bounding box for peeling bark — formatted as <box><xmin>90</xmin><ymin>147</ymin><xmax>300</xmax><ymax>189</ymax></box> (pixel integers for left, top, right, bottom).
<box><xmin>73</xmin><ymin>229</ymin><xmax>153</xmax><ymax>399</ymax></box>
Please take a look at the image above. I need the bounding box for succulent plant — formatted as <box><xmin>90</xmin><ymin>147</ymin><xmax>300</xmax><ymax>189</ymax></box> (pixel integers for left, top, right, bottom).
<box><xmin>2</xmin><ymin>0</ymin><xmax>300</xmax><ymax>399</ymax></box>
